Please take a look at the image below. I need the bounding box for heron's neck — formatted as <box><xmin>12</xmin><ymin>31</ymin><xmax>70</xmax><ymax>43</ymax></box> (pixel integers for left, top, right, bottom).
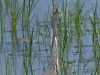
<box><xmin>51</xmin><ymin>18</ymin><xmax>59</xmax><ymax>31</ymax></box>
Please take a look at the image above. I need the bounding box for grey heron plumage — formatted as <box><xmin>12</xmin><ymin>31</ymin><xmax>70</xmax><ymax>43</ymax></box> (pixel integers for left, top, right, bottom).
<box><xmin>42</xmin><ymin>9</ymin><xmax>61</xmax><ymax>75</ymax></box>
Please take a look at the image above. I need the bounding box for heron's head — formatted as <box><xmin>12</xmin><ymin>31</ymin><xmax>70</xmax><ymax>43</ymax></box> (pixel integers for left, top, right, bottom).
<box><xmin>53</xmin><ymin>9</ymin><xmax>62</xmax><ymax>22</ymax></box>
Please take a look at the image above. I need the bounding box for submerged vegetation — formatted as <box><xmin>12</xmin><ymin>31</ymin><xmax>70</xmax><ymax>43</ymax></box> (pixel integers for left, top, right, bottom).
<box><xmin>0</xmin><ymin>0</ymin><xmax>100</xmax><ymax>75</ymax></box>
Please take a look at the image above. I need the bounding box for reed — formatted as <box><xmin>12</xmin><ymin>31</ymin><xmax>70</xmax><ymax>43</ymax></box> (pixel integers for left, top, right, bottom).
<box><xmin>89</xmin><ymin>0</ymin><xmax>100</xmax><ymax>74</ymax></box>
<box><xmin>0</xmin><ymin>1</ymin><xmax>4</xmax><ymax>51</ymax></box>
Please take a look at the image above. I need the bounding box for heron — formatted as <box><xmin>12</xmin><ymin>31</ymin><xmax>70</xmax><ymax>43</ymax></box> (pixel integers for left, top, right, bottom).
<box><xmin>42</xmin><ymin>9</ymin><xmax>61</xmax><ymax>75</ymax></box>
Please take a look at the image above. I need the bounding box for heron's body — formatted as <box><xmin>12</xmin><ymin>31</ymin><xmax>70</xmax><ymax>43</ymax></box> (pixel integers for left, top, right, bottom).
<box><xmin>42</xmin><ymin>37</ymin><xmax>59</xmax><ymax>75</ymax></box>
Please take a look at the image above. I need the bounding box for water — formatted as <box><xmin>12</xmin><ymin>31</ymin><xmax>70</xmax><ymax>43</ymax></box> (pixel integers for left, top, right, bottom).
<box><xmin>0</xmin><ymin>0</ymin><xmax>100</xmax><ymax>75</ymax></box>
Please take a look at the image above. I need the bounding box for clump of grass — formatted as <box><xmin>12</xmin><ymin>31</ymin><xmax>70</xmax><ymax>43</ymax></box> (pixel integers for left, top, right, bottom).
<box><xmin>89</xmin><ymin>0</ymin><xmax>100</xmax><ymax>74</ymax></box>
<box><xmin>21</xmin><ymin>0</ymin><xmax>39</xmax><ymax>75</ymax></box>
<box><xmin>58</xmin><ymin>0</ymin><xmax>94</xmax><ymax>74</ymax></box>
<box><xmin>74</xmin><ymin>0</ymin><xmax>85</xmax><ymax>44</ymax></box>
<box><xmin>73</xmin><ymin>0</ymin><xmax>85</xmax><ymax>74</ymax></box>
<box><xmin>57</xmin><ymin>0</ymin><xmax>74</xmax><ymax>74</ymax></box>
<box><xmin>9</xmin><ymin>0</ymin><xmax>21</xmax><ymax>50</ymax></box>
